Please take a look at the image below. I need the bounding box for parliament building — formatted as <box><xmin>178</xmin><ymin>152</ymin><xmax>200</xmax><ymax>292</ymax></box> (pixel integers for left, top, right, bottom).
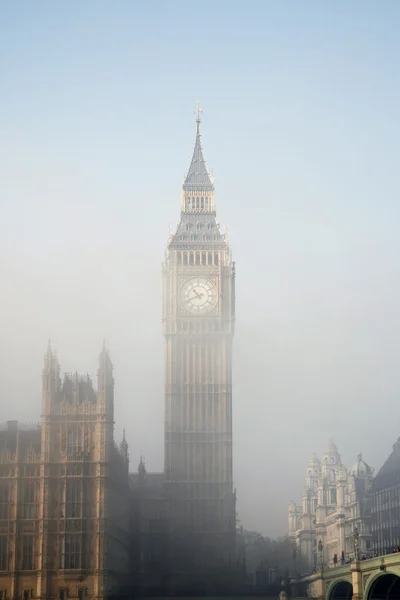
<box><xmin>0</xmin><ymin>111</ymin><xmax>237</xmax><ymax>599</ymax></box>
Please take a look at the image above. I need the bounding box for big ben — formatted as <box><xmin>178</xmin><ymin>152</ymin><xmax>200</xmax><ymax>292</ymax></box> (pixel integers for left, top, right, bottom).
<box><xmin>163</xmin><ymin>106</ymin><xmax>236</xmax><ymax>571</ymax></box>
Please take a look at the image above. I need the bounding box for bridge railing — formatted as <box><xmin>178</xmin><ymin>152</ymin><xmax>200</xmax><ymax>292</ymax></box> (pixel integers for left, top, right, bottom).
<box><xmin>299</xmin><ymin>550</ymin><xmax>400</xmax><ymax>583</ymax></box>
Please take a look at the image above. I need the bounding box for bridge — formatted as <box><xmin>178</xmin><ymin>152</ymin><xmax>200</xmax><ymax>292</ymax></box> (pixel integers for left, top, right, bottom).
<box><xmin>299</xmin><ymin>553</ymin><xmax>400</xmax><ymax>599</ymax></box>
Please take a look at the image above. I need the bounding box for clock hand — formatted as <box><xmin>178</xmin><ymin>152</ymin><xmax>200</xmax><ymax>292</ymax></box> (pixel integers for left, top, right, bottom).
<box><xmin>189</xmin><ymin>290</ymin><xmax>203</xmax><ymax>300</ymax></box>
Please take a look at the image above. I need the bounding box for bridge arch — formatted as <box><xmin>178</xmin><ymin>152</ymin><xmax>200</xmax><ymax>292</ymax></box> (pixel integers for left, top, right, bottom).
<box><xmin>327</xmin><ymin>579</ymin><xmax>353</xmax><ymax>600</ymax></box>
<box><xmin>365</xmin><ymin>571</ymin><xmax>400</xmax><ymax>599</ymax></box>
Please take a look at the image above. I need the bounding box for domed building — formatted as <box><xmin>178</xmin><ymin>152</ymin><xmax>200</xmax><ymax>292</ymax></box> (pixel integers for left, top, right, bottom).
<box><xmin>288</xmin><ymin>442</ymin><xmax>374</xmax><ymax>569</ymax></box>
<box><xmin>351</xmin><ymin>452</ymin><xmax>374</xmax><ymax>478</ymax></box>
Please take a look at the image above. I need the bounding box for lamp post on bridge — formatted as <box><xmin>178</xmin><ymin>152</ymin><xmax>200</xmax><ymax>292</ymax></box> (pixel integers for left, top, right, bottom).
<box><xmin>318</xmin><ymin>540</ymin><xmax>324</xmax><ymax>574</ymax></box>
<box><xmin>353</xmin><ymin>526</ymin><xmax>360</xmax><ymax>563</ymax></box>
<box><xmin>350</xmin><ymin>528</ymin><xmax>363</xmax><ymax>600</ymax></box>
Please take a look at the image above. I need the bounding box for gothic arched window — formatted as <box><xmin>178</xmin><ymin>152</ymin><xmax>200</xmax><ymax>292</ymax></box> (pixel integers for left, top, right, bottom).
<box><xmin>208</xmin><ymin>252</ymin><xmax>213</xmax><ymax>265</ymax></box>
<box><xmin>195</xmin><ymin>253</ymin><xmax>200</xmax><ymax>265</ymax></box>
<box><xmin>214</xmin><ymin>253</ymin><xmax>219</xmax><ymax>266</ymax></box>
<box><xmin>66</xmin><ymin>479</ymin><xmax>82</xmax><ymax>518</ymax></box>
<box><xmin>67</xmin><ymin>427</ymin><xmax>82</xmax><ymax>453</ymax></box>
<box><xmin>22</xmin><ymin>481</ymin><xmax>36</xmax><ymax>519</ymax></box>
<box><xmin>189</xmin><ymin>252</ymin><xmax>194</xmax><ymax>265</ymax></box>
<box><xmin>0</xmin><ymin>483</ymin><xmax>9</xmax><ymax>519</ymax></box>
<box><xmin>183</xmin><ymin>253</ymin><xmax>188</xmax><ymax>265</ymax></box>
<box><xmin>202</xmin><ymin>252</ymin><xmax>206</xmax><ymax>265</ymax></box>
<box><xmin>201</xmin><ymin>197</ymin><xmax>204</xmax><ymax>209</ymax></box>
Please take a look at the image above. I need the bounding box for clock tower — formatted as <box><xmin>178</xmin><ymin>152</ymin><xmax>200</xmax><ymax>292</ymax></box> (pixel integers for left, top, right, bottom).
<box><xmin>162</xmin><ymin>107</ymin><xmax>236</xmax><ymax>571</ymax></box>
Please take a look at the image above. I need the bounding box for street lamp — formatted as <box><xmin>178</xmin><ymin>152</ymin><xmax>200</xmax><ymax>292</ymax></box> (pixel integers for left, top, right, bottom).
<box><xmin>353</xmin><ymin>526</ymin><xmax>359</xmax><ymax>562</ymax></box>
<box><xmin>318</xmin><ymin>540</ymin><xmax>324</xmax><ymax>573</ymax></box>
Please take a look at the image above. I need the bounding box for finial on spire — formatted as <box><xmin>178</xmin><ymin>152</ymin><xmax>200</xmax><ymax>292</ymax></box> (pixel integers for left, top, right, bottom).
<box><xmin>195</xmin><ymin>100</ymin><xmax>203</xmax><ymax>126</ymax></box>
<box><xmin>44</xmin><ymin>339</ymin><xmax>54</xmax><ymax>364</ymax></box>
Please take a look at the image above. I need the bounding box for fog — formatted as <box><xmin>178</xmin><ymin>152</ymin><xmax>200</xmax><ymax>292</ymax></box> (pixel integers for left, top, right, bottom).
<box><xmin>1</xmin><ymin>2</ymin><xmax>400</xmax><ymax>537</ymax></box>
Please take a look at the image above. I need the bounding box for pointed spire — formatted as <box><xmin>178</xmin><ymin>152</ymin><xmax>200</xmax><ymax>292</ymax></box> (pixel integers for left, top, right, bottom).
<box><xmin>138</xmin><ymin>453</ymin><xmax>147</xmax><ymax>479</ymax></box>
<box><xmin>183</xmin><ymin>102</ymin><xmax>213</xmax><ymax>190</ymax></box>
<box><xmin>44</xmin><ymin>339</ymin><xmax>53</xmax><ymax>364</ymax></box>
<box><xmin>97</xmin><ymin>341</ymin><xmax>114</xmax><ymax>400</ymax></box>
<box><xmin>326</xmin><ymin>438</ymin><xmax>338</xmax><ymax>452</ymax></box>
<box><xmin>120</xmin><ymin>429</ymin><xmax>129</xmax><ymax>461</ymax></box>
<box><xmin>99</xmin><ymin>340</ymin><xmax>112</xmax><ymax>371</ymax></box>
<box><xmin>43</xmin><ymin>339</ymin><xmax>60</xmax><ymax>372</ymax></box>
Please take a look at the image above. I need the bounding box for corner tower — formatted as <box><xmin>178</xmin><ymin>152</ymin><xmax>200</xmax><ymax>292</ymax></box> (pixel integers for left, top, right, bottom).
<box><xmin>36</xmin><ymin>344</ymin><xmax>129</xmax><ymax>600</ymax></box>
<box><xmin>162</xmin><ymin>107</ymin><xmax>236</xmax><ymax>569</ymax></box>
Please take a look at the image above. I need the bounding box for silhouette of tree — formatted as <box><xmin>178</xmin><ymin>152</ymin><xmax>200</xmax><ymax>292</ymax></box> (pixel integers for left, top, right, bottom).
<box><xmin>243</xmin><ymin>530</ymin><xmax>308</xmax><ymax>580</ymax></box>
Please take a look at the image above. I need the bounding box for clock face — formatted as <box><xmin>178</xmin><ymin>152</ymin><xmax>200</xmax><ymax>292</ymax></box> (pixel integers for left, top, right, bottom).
<box><xmin>180</xmin><ymin>277</ymin><xmax>218</xmax><ymax>315</ymax></box>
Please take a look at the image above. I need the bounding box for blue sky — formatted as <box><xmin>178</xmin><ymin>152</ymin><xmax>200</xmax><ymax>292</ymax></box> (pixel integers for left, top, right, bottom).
<box><xmin>1</xmin><ymin>1</ymin><xmax>400</xmax><ymax>536</ymax></box>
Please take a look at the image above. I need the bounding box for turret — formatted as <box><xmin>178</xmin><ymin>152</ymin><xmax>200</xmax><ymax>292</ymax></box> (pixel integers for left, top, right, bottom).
<box><xmin>120</xmin><ymin>429</ymin><xmax>129</xmax><ymax>462</ymax></box>
<box><xmin>288</xmin><ymin>501</ymin><xmax>297</xmax><ymax>533</ymax></box>
<box><xmin>306</xmin><ymin>454</ymin><xmax>321</xmax><ymax>489</ymax></box>
<box><xmin>97</xmin><ymin>342</ymin><xmax>114</xmax><ymax>416</ymax></box>
<box><xmin>302</xmin><ymin>487</ymin><xmax>309</xmax><ymax>514</ymax></box>
<box><xmin>42</xmin><ymin>340</ymin><xmax>61</xmax><ymax>415</ymax></box>
<box><xmin>321</xmin><ymin>439</ymin><xmax>341</xmax><ymax>505</ymax></box>
<box><xmin>138</xmin><ymin>455</ymin><xmax>147</xmax><ymax>484</ymax></box>
<box><xmin>336</xmin><ymin>466</ymin><xmax>348</xmax><ymax>512</ymax></box>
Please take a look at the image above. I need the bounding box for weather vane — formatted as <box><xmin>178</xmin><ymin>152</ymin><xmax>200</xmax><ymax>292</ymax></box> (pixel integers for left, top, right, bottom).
<box><xmin>195</xmin><ymin>100</ymin><xmax>203</xmax><ymax>122</ymax></box>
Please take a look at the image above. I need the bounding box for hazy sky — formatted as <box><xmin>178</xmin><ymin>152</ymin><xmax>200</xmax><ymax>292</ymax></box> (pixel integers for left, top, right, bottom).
<box><xmin>1</xmin><ymin>1</ymin><xmax>400</xmax><ymax>536</ymax></box>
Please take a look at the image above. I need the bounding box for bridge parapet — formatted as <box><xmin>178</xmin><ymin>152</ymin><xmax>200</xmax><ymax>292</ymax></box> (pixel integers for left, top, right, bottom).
<box><xmin>298</xmin><ymin>553</ymin><xmax>400</xmax><ymax>599</ymax></box>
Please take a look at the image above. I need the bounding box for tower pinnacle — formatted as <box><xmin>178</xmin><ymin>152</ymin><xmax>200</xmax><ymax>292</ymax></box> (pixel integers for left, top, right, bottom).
<box><xmin>183</xmin><ymin>103</ymin><xmax>213</xmax><ymax>192</ymax></box>
<box><xmin>195</xmin><ymin>100</ymin><xmax>203</xmax><ymax>129</ymax></box>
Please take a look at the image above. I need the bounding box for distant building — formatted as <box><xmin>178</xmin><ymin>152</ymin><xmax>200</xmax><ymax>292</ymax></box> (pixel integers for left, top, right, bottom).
<box><xmin>288</xmin><ymin>441</ymin><xmax>373</xmax><ymax>568</ymax></box>
<box><xmin>371</xmin><ymin>437</ymin><xmax>400</xmax><ymax>553</ymax></box>
<box><xmin>0</xmin><ymin>344</ymin><xmax>130</xmax><ymax>600</ymax></box>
